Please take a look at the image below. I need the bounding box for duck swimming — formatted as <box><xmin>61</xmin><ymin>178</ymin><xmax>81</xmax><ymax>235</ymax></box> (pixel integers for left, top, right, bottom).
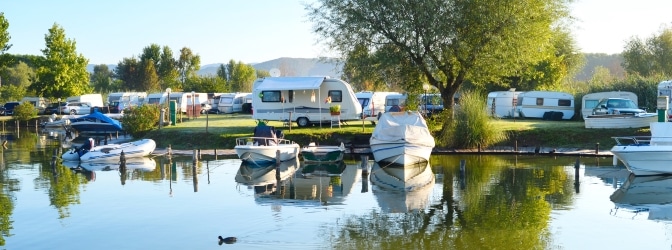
<box><xmin>218</xmin><ymin>236</ymin><xmax>237</xmax><ymax>245</ymax></box>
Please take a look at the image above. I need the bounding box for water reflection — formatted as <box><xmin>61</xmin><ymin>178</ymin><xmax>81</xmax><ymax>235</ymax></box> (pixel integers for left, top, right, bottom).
<box><xmin>235</xmin><ymin>158</ymin><xmax>299</xmax><ymax>195</ymax></box>
<box><xmin>370</xmin><ymin>162</ymin><xmax>435</xmax><ymax>213</ymax></box>
<box><xmin>610</xmin><ymin>174</ymin><xmax>672</xmax><ymax>220</ymax></box>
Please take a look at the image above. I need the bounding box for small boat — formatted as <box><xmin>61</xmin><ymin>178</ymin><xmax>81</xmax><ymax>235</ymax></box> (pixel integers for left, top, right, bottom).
<box><xmin>611</xmin><ymin>122</ymin><xmax>672</xmax><ymax>175</ymax></box>
<box><xmin>68</xmin><ymin>111</ymin><xmax>123</xmax><ymax>133</ymax></box>
<box><xmin>370</xmin><ymin>111</ymin><xmax>435</xmax><ymax>166</ymax></box>
<box><xmin>584</xmin><ymin>113</ymin><xmax>658</xmax><ymax>129</ymax></box>
<box><xmin>234</xmin><ymin>123</ymin><xmax>300</xmax><ymax>164</ymax></box>
<box><xmin>300</xmin><ymin>142</ymin><xmax>346</xmax><ymax>163</ymax></box>
<box><xmin>610</xmin><ymin>174</ymin><xmax>672</xmax><ymax>220</ymax></box>
<box><xmin>61</xmin><ymin>138</ymin><xmax>156</xmax><ymax>162</ymax></box>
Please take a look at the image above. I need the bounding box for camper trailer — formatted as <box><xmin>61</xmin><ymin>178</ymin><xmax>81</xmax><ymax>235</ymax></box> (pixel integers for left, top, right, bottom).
<box><xmin>66</xmin><ymin>94</ymin><xmax>104</xmax><ymax>108</ymax></box>
<box><xmin>581</xmin><ymin>91</ymin><xmax>638</xmax><ymax>118</ymax></box>
<box><xmin>658</xmin><ymin>80</ymin><xmax>672</xmax><ymax>120</ymax></box>
<box><xmin>486</xmin><ymin>91</ymin><xmax>523</xmax><ymax>118</ymax></box>
<box><xmin>21</xmin><ymin>97</ymin><xmax>48</xmax><ymax>115</ymax></box>
<box><xmin>252</xmin><ymin>76</ymin><xmax>362</xmax><ymax>127</ymax></box>
<box><xmin>384</xmin><ymin>93</ymin><xmax>408</xmax><ymax>112</ymax></box>
<box><xmin>106</xmin><ymin>92</ymin><xmax>147</xmax><ymax>113</ymax></box>
<box><xmin>218</xmin><ymin>92</ymin><xmax>252</xmax><ymax>114</ymax></box>
<box><xmin>145</xmin><ymin>92</ymin><xmax>168</xmax><ymax>106</ymax></box>
<box><xmin>356</xmin><ymin>91</ymin><xmax>399</xmax><ymax>120</ymax></box>
<box><xmin>167</xmin><ymin>92</ymin><xmax>208</xmax><ymax>113</ymax></box>
<box><xmin>517</xmin><ymin>91</ymin><xmax>574</xmax><ymax>120</ymax></box>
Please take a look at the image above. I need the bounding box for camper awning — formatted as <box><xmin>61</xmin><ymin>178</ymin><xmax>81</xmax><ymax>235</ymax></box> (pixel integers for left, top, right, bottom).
<box><xmin>256</xmin><ymin>77</ymin><xmax>326</xmax><ymax>91</ymax></box>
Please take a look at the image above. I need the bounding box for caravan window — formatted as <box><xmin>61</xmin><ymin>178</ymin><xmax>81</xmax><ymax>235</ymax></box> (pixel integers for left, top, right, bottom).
<box><xmin>261</xmin><ymin>91</ymin><xmax>281</xmax><ymax>102</ymax></box>
<box><xmin>358</xmin><ymin>98</ymin><xmax>370</xmax><ymax>107</ymax></box>
<box><xmin>558</xmin><ymin>99</ymin><xmax>571</xmax><ymax>106</ymax></box>
<box><xmin>328</xmin><ymin>90</ymin><xmax>343</xmax><ymax>102</ymax></box>
<box><xmin>536</xmin><ymin>98</ymin><xmax>544</xmax><ymax>106</ymax></box>
<box><xmin>147</xmin><ymin>98</ymin><xmax>161</xmax><ymax>104</ymax></box>
<box><xmin>109</xmin><ymin>96</ymin><xmax>121</xmax><ymax>102</ymax></box>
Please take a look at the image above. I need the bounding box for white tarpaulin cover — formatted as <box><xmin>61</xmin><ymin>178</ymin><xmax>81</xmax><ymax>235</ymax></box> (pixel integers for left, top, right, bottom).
<box><xmin>371</xmin><ymin>111</ymin><xmax>436</xmax><ymax>147</ymax></box>
<box><xmin>256</xmin><ymin>77</ymin><xmax>325</xmax><ymax>91</ymax></box>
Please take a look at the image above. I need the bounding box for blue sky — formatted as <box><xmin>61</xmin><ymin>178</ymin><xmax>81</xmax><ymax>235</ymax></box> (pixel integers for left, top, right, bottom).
<box><xmin>1</xmin><ymin>0</ymin><xmax>671</xmax><ymax>65</ymax></box>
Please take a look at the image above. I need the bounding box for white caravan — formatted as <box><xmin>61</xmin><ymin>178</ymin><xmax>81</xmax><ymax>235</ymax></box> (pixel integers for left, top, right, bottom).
<box><xmin>66</xmin><ymin>94</ymin><xmax>104</xmax><ymax>108</ymax></box>
<box><xmin>21</xmin><ymin>97</ymin><xmax>48</xmax><ymax>115</ymax></box>
<box><xmin>252</xmin><ymin>76</ymin><xmax>362</xmax><ymax>127</ymax></box>
<box><xmin>167</xmin><ymin>92</ymin><xmax>208</xmax><ymax>113</ymax></box>
<box><xmin>356</xmin><ymin>91</ymin><xmax>400</xmax><ymax>120</ymax></box>
<box><xmin>658</xmin><ymin>80</ymin><xmax>672</xmax><ymax>120</ymax></box>
<box><xmin>145</xmin><ymin>92</ymin><xmax>168</xmax><ymax>106</ymax></box>
<box><xmin>581</xmin><ymin>91</ymin><xmax>638</xmax><ymax>119</ymax></box>
<box><xmin>517</xmin><ymin>91</ymin><xmax>575</xmax><ymax>120</ymax></box>
<box><xmin>486</xmin><ymin>90</ymin><xmax>523</xmax><ymax>118</ymax></box>
<box><xmin>218</xmin><ymin>92</ymin><xmax>252</xmax><ymax>114</ymax></box>
<box><xmin>107</xmin><ymin>92</ymin><xmax>147</xmax><ymax>112</ymax></box>
<box><xmin>384</xmin><ymin>93</ymin><xmax>408</xmax><ymax>112</ymax></box>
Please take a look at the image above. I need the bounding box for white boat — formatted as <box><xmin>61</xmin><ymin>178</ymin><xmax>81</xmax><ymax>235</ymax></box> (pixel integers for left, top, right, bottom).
<box><xmin>611</xmin><ymin>122</ymin><xmax>672</xmax><ymax>175</ymax></box>
<box><xmin>584</xmin><ymin>113</ymin><xmax>658</xmax><ymax>129</ymax></box>
<box><xmin>369</xmin><ymin>111</ymin><xmax>435</xmax><ymax>166</ymax></box>
<box><xmin>370</xmin><ymin>162</ymin><xmax>435</xmax><ymax>212</ymax></box>
<box><xmin>61</xmin><ymin>138</ymin><xmax>157</xmax><ymax>162</ymax></box>
<box><xmin>610</xmin><ymin>174</ymin><xmax>672</xmax><ymax>220</ymax></box>
<box><xmin>234</xmin><ymin>124</ymin><xmax>300</xmax><ymax>164</ymax></box>
<box><xmin>300</xmin><ymin>142</ymin><xmax>346</xmax><ymax>163</ymax></box>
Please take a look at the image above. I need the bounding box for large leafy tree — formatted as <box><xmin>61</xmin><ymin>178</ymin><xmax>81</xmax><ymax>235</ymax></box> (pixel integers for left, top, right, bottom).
<box><xmin>177</xmin><ymin>47</ymin><xmax>200</xmax><ymax>85</ymax></box>
<box><xmin>622</xmin><ymin>27</ymin><xmax>672</xmax><ymax>77</ymax></box>
<box><xmin>0</xmin><ymin>12</ymin><xmax>13</xmax><ymax>68</ymax></box>
<box><xmin>90</xmin><ymin>64</ymin><xmax>115</xmax><ymax>93</ymax></box>
<box><xmin>224</xmin><ymin>59</ymin><xmax>256</xmax><ymax>92</ymax></box>
<box><xmin>308</xmin><ymin>0</ymin><xmax>571</xmax><ymax>112</ymax></box>
<box><xmin>140</xmin><ymin>59</ymin><xmax>160</xmax><ymax>91</ymax></box>
<box><xmin>158</xmin><ymin>45</ymin><xmax>180</xmax><ymax>90</ymax></box>
<box><xmin>32</xmin><ymin>23</ymin><xmax>90</xmax><ymax>98</ymax></box>
<box><xmin>114</xmin><ymin>57</ymin><xmax>141</xmax><ymax>90</ymax></box>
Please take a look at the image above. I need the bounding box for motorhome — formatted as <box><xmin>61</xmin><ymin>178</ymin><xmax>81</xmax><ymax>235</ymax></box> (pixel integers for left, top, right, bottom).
<box><xmin>517</xmin><ymin>91</ymin><xmax>574</xmax><ymax>120</ymax></box>
<box><xmin>218</xmin><ymin>92</ymin><xmax>252</xmax><ymax>114</ymax></box>
<box><xmin>356</xmin><ymin>91</ymin><xmax>399</xmax><ymax>120</ymax></box>
<box><xmin>658</xmin><ymin>80</ymin><xmax>672</xmax><ymax>120</ymax></box>
<box><xmin>252</xmin><ymin>76</ymin><xmax>362</xmax><ymax>127</ymax></box>
<box><xmin>581</xmin><ymin>91</ymin><xmax>638</xmax><ymax>119</ymax></box>
<box><xmin>66</xmin><ymin>94</ymin><xmax>104</xmax><ymax>108</ymax></box>
<box><xmin>106</xmin><ymin>92</ymin><xmax>147</xmax><ymax>113</ymax></box>
<box><xmin>21</xmin><ymin>97</ymin><xmax>48</xmax><ymax>115</ymax></box>
<box><xmin>486</xmin><ymin>90</ymin><xmax>523</xmax><ymax>118</ymax></box>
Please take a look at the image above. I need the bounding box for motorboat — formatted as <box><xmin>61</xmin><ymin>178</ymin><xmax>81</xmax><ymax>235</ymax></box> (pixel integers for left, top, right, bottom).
<box><xmin>61</xmin><ymin>138</ymin><xmax>156</xmax><ymax>162</ymax></box>
<box><xmin>584</xmin><ymin>113</ymin><xmax>657</xmax><ymax>129</ymax></box>
<box><xmin>610</xmin><ymin>174</ymin><xmax>672</xmax><ymax>220</ymax></box>
<box><xmin>300</xmin><ymin>142</ymin><xmax>346</xmax><ymax>163</ymax></box>
<box><xmin>234</xmin><ymin>123</ymin><xmax>300</xmax><ymax>164</ymax></box>
<box><xmin>369</xmin><ymin>111</ymin><xmax>435</xmax><ymax>166</ymax></box>
<box><xmin>611</xmin><ymin>122</ymin><xmax>672</xmax><ymax>175</ymax></box>
<box><xmin>370</xmin><ymin>161</ymin><xmax>435</xmax><ymax>213</ymax></box>
<box><xmin>68</xmin><ymin>111</ymin><xmax>123</xmax><ymax>133</ymax></box>
<box><xmin>42</xmin><ymin>113</ymin><xmax>124</xmax><ymax>128</ymax></box>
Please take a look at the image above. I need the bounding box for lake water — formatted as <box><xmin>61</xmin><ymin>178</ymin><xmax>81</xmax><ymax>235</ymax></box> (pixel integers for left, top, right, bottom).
<box><xmin>1</xmin><ymin>128</ymin><xmax>672</xmax><ymax>249</ymax></box>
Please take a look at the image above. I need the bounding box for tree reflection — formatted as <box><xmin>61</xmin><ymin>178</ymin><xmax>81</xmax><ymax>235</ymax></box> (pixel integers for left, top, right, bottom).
<box><xmin>328</xmin><ymin>155</ymin><xmax>574</xmax><ymax>249</ymax></box>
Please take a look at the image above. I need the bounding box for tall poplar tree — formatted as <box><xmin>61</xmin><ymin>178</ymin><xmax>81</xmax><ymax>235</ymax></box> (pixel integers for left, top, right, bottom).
<box><xmin>32</xmin><ymin>23</ymin><xmax>90</xmax><ymax>98</ymax></box>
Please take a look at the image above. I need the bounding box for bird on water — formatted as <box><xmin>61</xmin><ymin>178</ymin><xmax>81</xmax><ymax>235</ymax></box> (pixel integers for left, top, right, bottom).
<box><xmin>218</xmin><ymin>236</ymin><xmax>237</xmax><ymax>245</ymax></box>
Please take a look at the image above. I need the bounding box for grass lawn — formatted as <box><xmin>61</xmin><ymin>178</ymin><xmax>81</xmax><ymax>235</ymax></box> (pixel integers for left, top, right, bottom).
<box><xmin>142</xmin><ymin>113</ymin><xmax>652</xmax><ymax>150</ymax></box>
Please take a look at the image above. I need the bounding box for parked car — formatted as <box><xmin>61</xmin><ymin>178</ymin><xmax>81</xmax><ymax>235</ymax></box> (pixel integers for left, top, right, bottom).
<box><xmin>591</xmin><ymin>98</ymin><xmax>646</xmax><ymax>115</ymax></box>
<box><xmin>60</xmin><ymin>102</ymin><xmax>92</xmax><ymax>115</ymax></box>
<box><xmin>3</xmin><ymin>102</ymin><xmax>21</xmax><ymax>116</ymax></box>
<box><xmin>200</xmin><ymin>103</ymin><xmax>212</xmax><ymax>114</ymax></box>
<box><xmin>44</xmin><ymin>103</ymin><xmax>61</xmax><ymax>115</ymax></box>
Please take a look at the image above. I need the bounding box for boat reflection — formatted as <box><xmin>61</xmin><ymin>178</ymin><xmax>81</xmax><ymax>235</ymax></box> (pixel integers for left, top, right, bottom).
<box><xmin>370</xmin><ymin>161</ymin><xmax>435</xmax><ymax>213</ymax></box>
<box><xmin>234</xmin><ymin>158</ymin><xmax>299</xmax><ymax>195</ymax></box>
<box><xmin>610</xmin><ymin>174</ymin><xmax>672</xmax><ymax>220</ymax></box>
<box><xmin>63</xmin><ymin>157</ymin><xmax>157</xmax><ymax>172</ymax></box>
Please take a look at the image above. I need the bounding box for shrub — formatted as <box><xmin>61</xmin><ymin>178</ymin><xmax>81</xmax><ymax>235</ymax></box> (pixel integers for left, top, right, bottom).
<box><xmin>438</xmin><ymin>90</ymin><xmax>507</xmax><ymax>149</ymax></box>
<box><xmin>121</xmin><ymin>104</ymin><xmax>160</xmax><ymax>138</ymax></box>
<box><xmin>13</xmin><ymin>102</ymin><xmax>38</xmax><ymax>121</ymax></box>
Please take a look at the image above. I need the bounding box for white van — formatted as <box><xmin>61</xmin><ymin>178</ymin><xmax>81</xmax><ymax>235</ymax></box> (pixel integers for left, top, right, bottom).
<box><xmin>486</xmin><ymin>91</ymin><xmax>523</xmax><ymax>118</ymax></box>
<box><xmin>581</xmin><ymin>91</ymin><xmax>637</xmax><ymax>119</ymax></box>
<box><xmin>252</xmin><ymin>76</ymin><xmax>362</xmax><ymax>127</ymax></box>
<box><xmin>218</xmin><ymin>92</ymin><xmax>252</xmax><ymax>114</ymax></box>
<box><xmin>356</xmin><ymin>91</ymin><xmax>399</xmax><ymax>120</ymax></box>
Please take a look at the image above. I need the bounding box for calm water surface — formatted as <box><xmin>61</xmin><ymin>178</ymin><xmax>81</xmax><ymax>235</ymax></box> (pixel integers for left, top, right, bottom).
<box><xmin>1</xmin><ymin>128</ymin><xmax>671</xmax><ymax>249</ymax></box>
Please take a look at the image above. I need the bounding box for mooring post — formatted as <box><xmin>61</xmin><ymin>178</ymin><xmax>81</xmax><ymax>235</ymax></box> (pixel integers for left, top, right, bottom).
<box><xmin>360</xmin><ymin>155</ymin><xmax>369</xmax><ymax>193</ymax></box>
<box><xmin>51</xmin><ymin>148</ymin><xmax>58</xmax><ymax>169</ymax></box>
<box><xmin>120</xmin><ymin>150</ymin><xmax>126</xmax><ymax>166</ymax></box>
<box><xmin>192</xmin><ymin>149</ymin><xmax>198</xmax><ymax>164</ymax></box>
<box><xmin>459</xmin><ymin>159</ymin><xmax>466</xmax><ymax>190</ymax></box>
<box><xmin>514</xmin><ymin>140</ymin><xmax>518</xmax><ymax>152</ymax></box>
<box><xmin>275</xmin><ymin>150</ymin><xmax>281</xmax><ymax>165</ymax></box>
<box><xmin>595</xmin><ymin>142</ymin><xmax>599</xmax><ymax>155</ymax></box>
<box><xmin>574</xmin><ymin>158</ymin><xmax>580</xmax><ymax>192</ymax></box>
<box><xmin>167</xmin><ymin>144</ymin><xmax>172</xmax><ymax>159</ymax></box>
<box><xmin>198</xmin><ymin>148</ymin><xmax>201</xmax><ymax>160</ymax></box>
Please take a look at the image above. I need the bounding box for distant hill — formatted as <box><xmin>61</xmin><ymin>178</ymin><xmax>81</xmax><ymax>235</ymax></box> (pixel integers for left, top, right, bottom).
<box><xmin>87</xmin><ymin>54</ymin><xmax>620</xmax><ymax>83</ymax></box>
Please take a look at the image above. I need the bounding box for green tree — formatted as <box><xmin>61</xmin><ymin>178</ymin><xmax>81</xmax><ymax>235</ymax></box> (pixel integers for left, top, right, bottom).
<box><xmin>0</xmin><ymin>85</ymin><xmax>26</xmax><ymax>102</ymax></box>
<box><xmin>0</xmin><ymin>12</ymin><xmax>13</xmax><ymax>69</ymax></box>
<box><xmin>308</xmin><ymin>0</ymin><xmax>571</xmax><ymax>119</ymax></box>
<box><xmin>177</xmin><ymin>47</ymin><xmax>200</xmax><ymax>85</ymax></box>
<box><xmin>32</xmin><ymin>23</ymin><xmax>90</xmax><ymax>98</ymax></box>
<box><xmin>2</xmin><ymin>61</ymin><xmax>35</xmax><ymax>89</ymax></box>
<box><xmin>158</xmin><ymin>45</ymin><xmax>180</xmax><ymax>90</ymax></box>
<box><xmin>184</xmin><ymin>75</ymin><xmax>227</xmax><ymax>93</ymax></box>
<box><xmin>140</xmin><ymin>59</ymin><xmax>160</xmax><ymax>91</ymax></box>
<box><xmin>622</xmin><ymin>28</ymin><xmax>672</xmax><ymax>77</ymax></box>
<box><xmin>114</xmin><ymin>57</ymin><xmax>141</xmax><ymax>90</ymax></box>
<box><xmin>121</xmin><ymin>104</ymin><xmax>160</xmax><ymax>138</ymax></box>
<box><xmin>13</xmin><ymin>101</ymin><xmax>38</xmax><ymax>121</ymax></box>
<box><xmin>227</xmin><ymin>60</ymin><xmax>256</xmax><ymax>92</ymax></box>
<box><xmin>90</xmin><ymin>64</ymin><xmax>115</xmax><ymax>93</ymax></box>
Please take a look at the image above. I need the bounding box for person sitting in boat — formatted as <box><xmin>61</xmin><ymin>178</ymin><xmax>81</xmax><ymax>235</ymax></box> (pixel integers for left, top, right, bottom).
<box><xmin>78</xmin><ymin>138</ymin><xmax>95</xmax><ymax>156</ymax></box>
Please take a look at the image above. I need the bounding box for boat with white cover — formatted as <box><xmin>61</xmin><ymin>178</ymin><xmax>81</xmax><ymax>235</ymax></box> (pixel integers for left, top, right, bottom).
<box><xmin>62</xmin><ymin>138</ymin><xmax>156</xmax><ymax>162</ymax></box>
<box><xmin>370</xmin><ymin>111</ymin><xmax>435</xmax><ymax>166</ymax></box>
<box><xmin>234</xmin><ymin>123</ymin><xmax>299</xmax><ymax>164</ymax></box>
<box><xmin>611</xmin><ymin>122</ymin><xmax>672</xmax><ymax>175</ymax></box>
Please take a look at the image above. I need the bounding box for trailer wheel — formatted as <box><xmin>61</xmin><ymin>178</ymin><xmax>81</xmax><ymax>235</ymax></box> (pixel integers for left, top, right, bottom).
<box><xmin>297</xmin><ymin>117</ymin><xmax>310</xmax><ymax>127</ymax></box>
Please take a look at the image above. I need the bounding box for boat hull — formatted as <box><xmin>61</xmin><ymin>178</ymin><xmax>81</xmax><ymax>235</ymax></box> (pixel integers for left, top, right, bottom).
<box><xmin>234</xmin><ymin>144</ymin><xmax>300</xmax><ymax>164</ymax></box>
<box><xmin>584</xmin><ymin>113</ymin><xmax>657</xmax><ymax>129</ymax></box>
<box><xmin>370</xmin><ymin>142</ymin><xmax>432</xmax><ymax>166</ymax></box>
<box><xmin>611</xmin><ymin>144</ymin><xmax>672</xmax><ymax>175</ymax></box>
<box><xmin>62</xmin><ymin>139</ymin><xmax>156</xmax><ymax>162</ymax></box>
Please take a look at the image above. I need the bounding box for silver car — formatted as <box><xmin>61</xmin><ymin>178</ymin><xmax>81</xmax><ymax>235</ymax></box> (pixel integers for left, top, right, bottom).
<box><xmin>60</xmin><ymin>102</ymin><xmax>92</xmax><ymax>115</ymax></box>
<box><xmin>592</xmin><ymin>98</ymin><xmax>646</xmax><ymax>115</ymax></box>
